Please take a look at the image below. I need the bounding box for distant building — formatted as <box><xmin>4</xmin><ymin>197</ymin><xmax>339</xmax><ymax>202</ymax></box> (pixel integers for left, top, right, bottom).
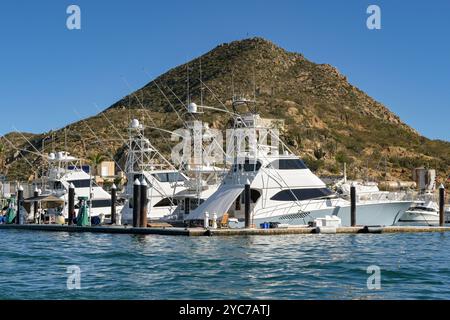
<box><xmin>94</xmin><ymin>161</ymin><xmax>125</xmax><ymax>189</ymax></box>
<box><xmin>412</xmin><ymin>167</ymin><xmax>436</xmax><ymax>192</ymax></box>
<box><xmin>97</xmin><ymin>161</ymin><xmax>115</xmax><ymax>178</ymax></box>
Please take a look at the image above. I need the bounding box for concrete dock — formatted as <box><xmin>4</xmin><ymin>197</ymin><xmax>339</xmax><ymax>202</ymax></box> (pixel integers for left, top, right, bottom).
<box><xmin>1</xmin><ymin>224</ymin><xmax>450</xmax><ymax>236</ymax></box>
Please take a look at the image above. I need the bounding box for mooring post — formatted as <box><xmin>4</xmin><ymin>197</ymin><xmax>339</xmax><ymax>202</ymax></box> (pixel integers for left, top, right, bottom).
<box><xmin>350</xmin><ymin>182</ymin><xmax>356</xmax><ymax>227</ymax></box>
<box><xmin>132</xmin><ymin>179</ymin><xmax>141</xmax><ymax>228</ymax></box>
<box><xmin>33</xmin><ymin>187</ymin><xmax>39</xmax><ymax>224</ymax></box>
<box><xmin>204</xmin><ymin>212</ymin><xmax>209</xmax><ymax>229</ymax></box>
<box><xmin>439</xmin><ymin>184</ymin><xmax>445</xmax><ymax>227</ymax></box>
<box><xmin>212</xmin><ymin>212</ymin><xmax>218</xmax><ymax>229</ymax></box>
<box><xmin>68</xmin><ymin>183</ymin><xmax>75</xmax><ymax>226</ymax></box>
<box><xmin>16</xmin><ymin>185</ymin><xmax>23</xmax><ymax>225</ymax></box>
<box><xmin>111</xmin><ymin>184</ymin><xmax>117</xmax><ymax>225</ymax></box>
<box><xmin>140</xmin><ymin>179</ymin><xmax>148</xmax><ymax>228</ymax></box>
<box><xmin>244</xmin><ymin>182</ymin><xmax>251</xmax><ymax>228</ymax></box>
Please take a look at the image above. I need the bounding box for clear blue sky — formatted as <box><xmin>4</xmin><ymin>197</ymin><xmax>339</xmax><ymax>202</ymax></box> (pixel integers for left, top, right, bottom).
<box><xmin>0</xmin><ymin>0</ymin><xmax>449</xmax><ymax>141</ymax></box>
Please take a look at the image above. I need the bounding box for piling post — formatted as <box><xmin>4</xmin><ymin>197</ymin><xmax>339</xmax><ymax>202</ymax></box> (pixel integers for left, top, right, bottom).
<box><xmin>68</xmin><ymin>183</ymin><xmax>75</xmax><ymax>226</ymax></box>
<box><xmin>204</xmin><ymin>212</ymin><xmax>209</xmax><ymax>229</ymax></box>
<box><xmin>212</xmin><ymin>213</ymin><xmax>218</xmax><ymax>229</ymax></box>
<box><xmin>111</xmin><ymin>184</ymin><xmax>117</xmax><ymax>225</ymax></box>
<box><xmin>439</xmin><ymin>184</ymin><xmax>445</xmax><ymax>227</ymax></box>
<box><xmin>33</xmin><ymin>187</ymin><xmax>39</xmax><ymax>224</ymax></box>
<box><xmin>132</xmin><ymin>179</ymin><xmax>141</xmax><ymax>228</ymax></box>
<box><xmin>350</xmin><ymin>182</ymin><xmax>356</xmax><ymax>227</ymax></box>
<box><xmin>16</xmin><ymin>185</ymin><xmax>23</xmax><ymax>225</ymax></box>
<box><xmin>139</xmin><ymin>179</ymin><xmax>148</xmax><ymax>228</ymax></box>
<box><xmin>244</xmin><ymin>182</ymin><xmax>251</xmax><ymax>228</ymax></box>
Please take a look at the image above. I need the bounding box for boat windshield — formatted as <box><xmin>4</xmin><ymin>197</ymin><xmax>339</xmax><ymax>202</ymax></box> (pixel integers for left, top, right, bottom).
<box><xmin>267</xmin><ymin>159</ymin><xmax>308</xmax><ymax>170</ymax></box>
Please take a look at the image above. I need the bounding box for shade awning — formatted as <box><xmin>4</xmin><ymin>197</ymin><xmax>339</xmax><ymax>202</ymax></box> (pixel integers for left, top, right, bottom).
<box><xmin>185</xmin><ymin>186</ymin><xmax>244</xmax><ymax>220</ymax></box>
<box><xmin>24</xmin><ymin>195</ymin><xmax>65</xmax><ymax>204</ymax></box>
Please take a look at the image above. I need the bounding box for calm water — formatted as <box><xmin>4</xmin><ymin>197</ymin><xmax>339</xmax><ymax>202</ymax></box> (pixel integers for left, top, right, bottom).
<box><xmin>1</xmin><ymin>229</ymin><xmax>450</xmax><ymax>300</ymax></box>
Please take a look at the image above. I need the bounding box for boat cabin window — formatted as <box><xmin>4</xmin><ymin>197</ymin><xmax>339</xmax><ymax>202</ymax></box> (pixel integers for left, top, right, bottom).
<box><xmin>154</xmin><ymin>198</ymin><xmax>177</xmax><ymax>207</ymax></box>
<box><xmin>152</xmin><ymin>172</ymin><xmax>186</xmax><ymax>183</ymax></box>
<box><xmin>267</xmin><ymin>159</ymin><xmax>307</xmax><ymax>170</ymax></box>
<box><xmin>67</xmin><ymin>179</ymin><xmax>91</xmax><ymax>188</ymax></box>
<box><xmin>91</xmin><ymin>199</ymin><xmax>111</xmax><ymax>208</ymax></box>
<box><xmin>271</xmin><ymin>188</ymin><xmax>333</xmax><ymax>201</ymax></box>
<box><xmin>232</xmin><ymin>159</ymin><xmax>262</xmax><ymax>172</ymax></box>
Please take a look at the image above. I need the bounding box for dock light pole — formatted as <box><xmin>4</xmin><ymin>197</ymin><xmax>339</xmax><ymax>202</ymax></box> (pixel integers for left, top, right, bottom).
<box><xmin>439</xmin><ymin>184</ymin><xmax>445</xmax><ymax>227</ymax></box>
<box><xmin>68</xmin><ymin>183</ymin><xmax>75</xmax><ymax>226</ymax></box>
<box><xmin>111</xmin><ymin>184</ymin><xmax>117</xmax><ymax>225</ymax></box>
<box><xmin>16</xmin><ymin>185</ymin><xmax>24</xmax><ymax>225</ymax></box>
<box><xmin>350</xmin><ymin>182</ymin><xmax>356</xmax><ymax>227</ymax></box>
<box><xmin>139</xmin><ymin>179</ymin><xmax>148</xmax><ymax>228</ymax></box>
<box><xmin>33</xmin><ymin>187</ymin><xmax>39</xmax><ymax>224</ymax></box>
<box><xmin>244</xmin><ymin>181</ymin><xmax>251</xmax><ymax>228</ymax></box>
<box><xmin>132</xmin><ymin>179</ymin><xmax>141</xmax><ymax>228</ymax></box>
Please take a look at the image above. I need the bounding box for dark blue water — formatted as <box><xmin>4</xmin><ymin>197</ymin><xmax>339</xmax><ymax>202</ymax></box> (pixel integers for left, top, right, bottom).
<box><xmin>1</xmin><ymin>229</ymin><xmax>450</xmax><ymax>300</ymax></box>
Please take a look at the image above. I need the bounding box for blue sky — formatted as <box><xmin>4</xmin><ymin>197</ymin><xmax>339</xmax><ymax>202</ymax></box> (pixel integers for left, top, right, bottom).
<box><xmin>0</xmin><ymin>0</ymin><xmax>449</xmax><ymax>141</ymax></box>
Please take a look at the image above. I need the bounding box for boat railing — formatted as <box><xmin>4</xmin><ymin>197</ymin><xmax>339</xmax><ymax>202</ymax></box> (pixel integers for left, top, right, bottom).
<box><xmin>345</xmin><ymin>191</ymin><xmax>418</xmax><ymax>202</ymax></box>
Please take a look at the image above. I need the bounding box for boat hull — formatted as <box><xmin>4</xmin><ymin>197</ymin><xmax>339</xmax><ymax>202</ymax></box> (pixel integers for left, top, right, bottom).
<box><xmin>252</xmin><ymin>201</ymin><xmax>412</xmax><ymax>227</ymax></box>
<box><xmin>398</xmin><ymin>210</ymin><xmax>439</xmax><ymax>225</ymax></box>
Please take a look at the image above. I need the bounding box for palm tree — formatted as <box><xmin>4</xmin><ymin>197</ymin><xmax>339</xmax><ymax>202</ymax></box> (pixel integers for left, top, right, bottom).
<box><xmin>88</xmin><ymin>153</ymin><xmax>106</xmax><ymax>175</ymax></box>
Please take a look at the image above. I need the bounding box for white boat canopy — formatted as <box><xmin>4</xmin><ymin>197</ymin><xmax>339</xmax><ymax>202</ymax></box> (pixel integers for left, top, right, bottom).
<box><xmin>185</xmin><ymin>186</ymin><xmax>244</xmax><ymax>220</ymax></box>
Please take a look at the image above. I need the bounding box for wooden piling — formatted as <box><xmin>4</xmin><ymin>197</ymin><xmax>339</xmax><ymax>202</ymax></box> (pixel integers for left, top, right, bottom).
<box><xmin>111</xmin><ymin>184</ymin><xmax>117</xmax><ymax>225</ymax></box>
<box><xmin>439</xmin><ymin>184</ymin><xmax>445</xmax><ymax>227</ymax></box>
<box><xmin>68</xmin><ymin>183</ymin><xmax>75</xmax><ymax>226</ymax></box>
<box><xmin>16</xmin><ymin>186</ymin><xmax>23</xmax><ymax>225</ymax></box>
<box><xmin>350</xmin><ymin>183</ymin><xmax>356</xmax><ymax>227</ymax></box>
<box><xmin>33</xmin><ymin>188</ymin><xmax>39</xmax><ymax>223</ymax></box>
<box><xmin>132</xmin><ymin>179</ymin><xmax>141</xmax><ymax>228</ymax></box>
<box><xmin>244</xmin><ymin>183</ymin><xmax>251</xmax><ymax>228</ymax></box>
<box><xmin>139</xmin><ymin>179</ymin><xmax>148</xmax><ymax>228</ymax></box>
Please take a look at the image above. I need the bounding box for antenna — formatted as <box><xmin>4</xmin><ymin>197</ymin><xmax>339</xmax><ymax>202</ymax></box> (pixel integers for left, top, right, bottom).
<box><xmin>231</xmin><ymin>70</ymin><xmax>235</xmax><ymax>98</ymax></box>
<box><xmin>200</xmin><ymin>57</ymin><xmax>204</xmax><ymax>106</ymax></box>
<box><xmin>253</xmin><ymin>66</ymin><xmax>256</xmax><ymax>101</ymax></box>
<box><xmin>64</xmin><ymin>127</ymin><xmax>68</xmax><ymax>151</ymax></box>
<box><xmin>186</xmin><ymin>64</ymin><xmax>190</xmax><ymax>106</ymax></box>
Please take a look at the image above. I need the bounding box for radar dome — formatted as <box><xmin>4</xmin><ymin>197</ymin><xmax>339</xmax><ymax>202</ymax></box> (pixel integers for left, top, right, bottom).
<box><xmin>131</xmin><ymin>119</ymin><xmax>140</xmax><ymax>129</ymax></box>
<box><xmin>188</xmin><ymin>102</ymin><xmax>198</xmax><ymax>113</ymax></box>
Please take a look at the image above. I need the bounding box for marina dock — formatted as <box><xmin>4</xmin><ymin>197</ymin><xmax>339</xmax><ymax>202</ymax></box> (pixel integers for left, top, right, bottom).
<box><xmin>1</xmin><ymin>223</ymin><xmax>450</xmax><ymax>236</ymax></box>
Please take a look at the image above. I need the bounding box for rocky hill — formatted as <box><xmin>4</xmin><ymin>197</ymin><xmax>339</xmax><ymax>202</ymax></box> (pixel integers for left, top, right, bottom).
<box><xmin>1</xmin><ymin>37</ymin><xmax>449</xmax><ymax>186</ymax></box>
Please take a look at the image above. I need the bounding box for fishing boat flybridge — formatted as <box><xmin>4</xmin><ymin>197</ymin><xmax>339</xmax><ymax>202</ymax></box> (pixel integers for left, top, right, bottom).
<box><xmin>185</xmin><ymin>97</ymin><xmax>416</xmax><ymax>227</ymax></box>
<box><xmin>169</xmin><ymin>102</ymin><xmax>228</xmax><ymax>221</ymax></box>
<box><xmin>40</xmin><ymin>151</ymin><xmax>121</xmax><ymax>220</ymax></box>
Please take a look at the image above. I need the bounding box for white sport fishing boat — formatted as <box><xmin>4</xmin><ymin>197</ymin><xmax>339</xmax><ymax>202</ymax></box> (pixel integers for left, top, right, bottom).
<box><xmin>40</xmin><ymin>151</ymin><xmax>122</xmax><ymax>221</ymax></box>
<box><xmin>168</xmin><ymin>103</ymin><xmax>228</xmax><ymax>221</ymax></box>
<box><xmin>185</xmin><ymin>98</ymin><xmax>415</xmax><ymax>227</ymax></box>
<box><xmin>120</xmin><ymin>119</ymin><xmax>188</xmax><ymax>224</ymax></box>
<box><xmin>398</xmin><ymin>200</ymin><xmax>439</xmax><ymax>225</ymax></box>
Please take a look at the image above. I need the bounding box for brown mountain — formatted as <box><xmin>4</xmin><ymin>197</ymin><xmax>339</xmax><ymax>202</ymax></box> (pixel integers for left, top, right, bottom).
<box><xmin>1</xmin><ymin>37</ymin><xmax>449</xmax><ymax>185</ymax></box>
